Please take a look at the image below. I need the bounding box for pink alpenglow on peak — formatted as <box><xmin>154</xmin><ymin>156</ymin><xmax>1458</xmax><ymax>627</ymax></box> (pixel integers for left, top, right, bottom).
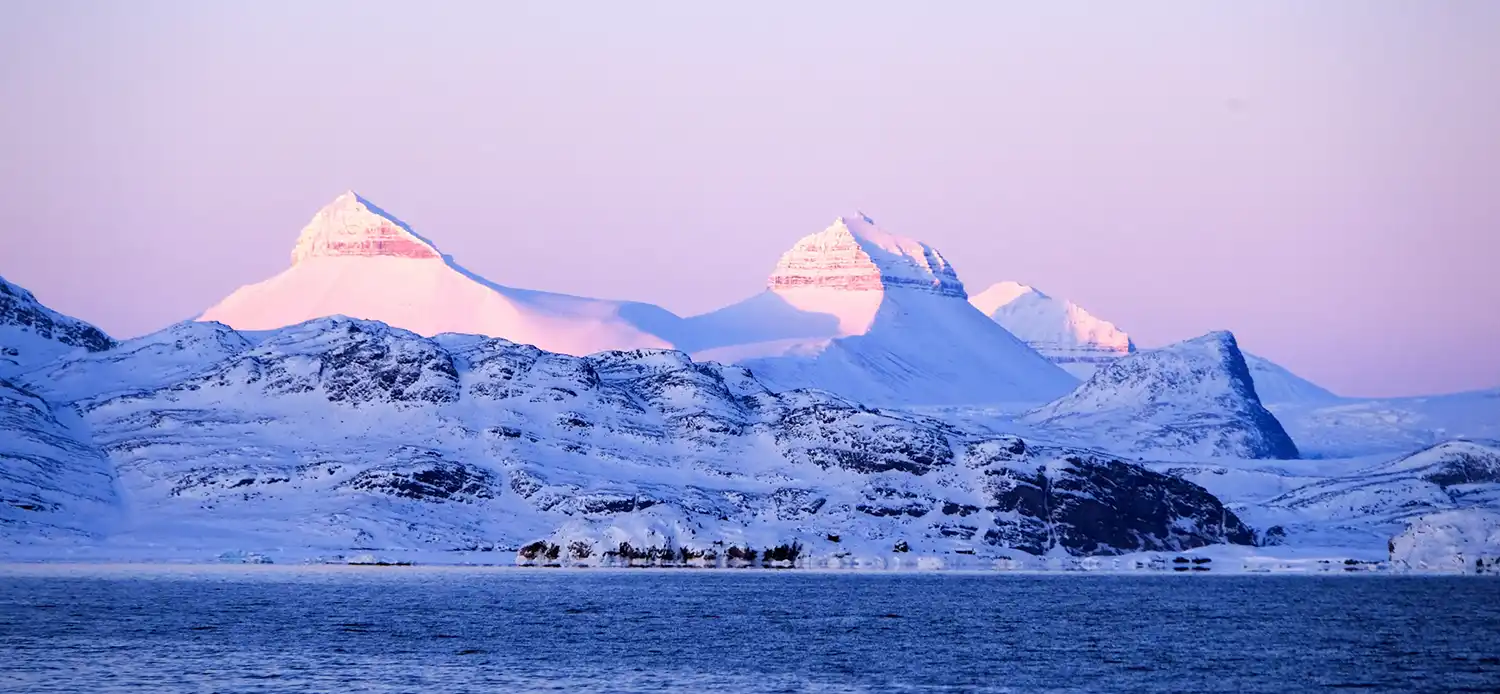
<box><xmin>290</xmin><ymin>191</ymin><xmax>442</xmax><ymax>263</ymax></box>
<box><xmin>679</xmin><ymin>214</ymin><xmax>1076</xmax><ymax>406</ymax></box>
<box><xmin>970</xmin><ymin>281</ymin><xmax>1135</xmax><ymax>379</ymax></box>
<box><xmin>767</xmin><ymin>213</ymin><xmax>967</xmax><ymax>298</ymax></box>
<box><xmin>197</xmin><ymin>192</ymin><xmax>682</xmax><ymax>356</ymax></box>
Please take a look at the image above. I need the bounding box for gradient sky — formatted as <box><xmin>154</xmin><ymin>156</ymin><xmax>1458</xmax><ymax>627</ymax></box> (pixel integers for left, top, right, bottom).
<box><xmin>2</xmin><ymin>1</ymin><xmax>1497</xmax><ymax>398</ymax></box>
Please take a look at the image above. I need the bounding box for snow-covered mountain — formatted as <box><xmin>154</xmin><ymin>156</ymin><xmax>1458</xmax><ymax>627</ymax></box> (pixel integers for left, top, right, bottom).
<box><xmin>2</xmin><ymin>278</ymin><xmax>1253</xmax><ymax>560</ymax></box>
<box><xmin>970</xmin><ymin>281</ymin><xmax>1338</xmax><ymax>406</ymax></box>
<box><xmin>198</xmin><ymin>192</ymin><xmax>683</xmax><ymax>357</ymax></box>
<box><xmin>1</xmin><ymin>276</ymin><xmax>115</xmax><ymax>377</ymax></box>
<box><xmin>1025</xmin><ymin>331</ymin><xmax>1300</xmax><ymax>459</ymax></box>
<box><xmin>969</xmin><ymin>281</ymin><xmax>1134</xmax><ymax>380</ymax></box>
<box><xmin>679</xmin><ymin>214</ymin><xmax>1076</xmax><ymax>406</ymax></box>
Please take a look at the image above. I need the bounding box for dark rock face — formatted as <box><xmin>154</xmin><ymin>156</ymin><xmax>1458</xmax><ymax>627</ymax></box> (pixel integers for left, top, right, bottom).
<box><xmin>775</xmin><ymin>402</ymin><xmax>953</xmax><ymax>474</ymax></box>
<box><xmin>1419</xmin><ymin>442</ymin><xmax>1500</xmax><ymax>486</ymax></box>
<box><xmin>966</xmin><ymin>437</ymin><xmax>1255</xmax><ymax>555</ymax></box>
<box><xmin>0</xmin><ymin>276</ymin><xmax>115</xmax><ymax>353</ymax></box>
<box><xmin>344</xmin><ymin>456</ymin><xmax>497</xmax><ymax>503</ymax></box>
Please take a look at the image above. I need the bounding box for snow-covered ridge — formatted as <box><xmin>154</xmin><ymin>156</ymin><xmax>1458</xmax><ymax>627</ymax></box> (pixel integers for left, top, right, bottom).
<box><xmin>1</xmin><ymin>275</ymin><xmax>115</xmax><ymax>377</ymax></box>
<box><xmin>290</xmin><ymin>191</ymin><xmax>441</xmax><ymax>263</ymax></box>
<box><xmin>767</xmin><ymin>214</ymin><xmax>966</xmax><ymax>298</ymax></box>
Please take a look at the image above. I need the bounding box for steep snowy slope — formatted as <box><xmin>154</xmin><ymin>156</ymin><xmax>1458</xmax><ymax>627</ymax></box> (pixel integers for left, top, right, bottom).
<box><xmin>8</xmin><ymin>310</ymin><xmax>1250</xmax><ymax>560</ymax></box>
<box><xmin>1025</xmin><ymin>331</ymin><xmax>1299</xmax><ymax>459</ymax></box>
<box><xmin>1242</xmin><ymin>353</ymin><xmax>1340</xmax><ymax>405</ymax></box>
<box><xmin>198</xmin><ymin>192</ymin><xmax>682</xmax><ymax>356</ymax></box>
<box><xmin>0</xmin><ymin>276</ymin><xmax>115</xmax><ymax>377</ymax></box>
<box><xmin>0</xmin><ymin>378</ymin><xmax>119</xmax><ymax>540</ymax></box>
<box><xmin>680</xmin><ymin>214</ymin><xmax>1076</xmax><ymax>406</ymax></box>
<box><xmin>970</xmin><ymin>281</ymin><xmax>1134</xmax><ymax>380</ymax></box>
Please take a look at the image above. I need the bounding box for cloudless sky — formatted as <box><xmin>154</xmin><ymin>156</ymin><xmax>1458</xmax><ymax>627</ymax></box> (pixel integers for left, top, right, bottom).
<box><xmin>2</xmin><ymin>1</ymin><xmax>1497</xmax><ymax>397</ymax></box>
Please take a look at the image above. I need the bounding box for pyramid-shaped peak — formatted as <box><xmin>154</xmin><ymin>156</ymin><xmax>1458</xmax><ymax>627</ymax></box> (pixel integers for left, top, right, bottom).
<box><xmin>290</xmin><ymin>191</ymin><xmax>441</xmax><ymax>265</ymax></box>
<box><xmin>970</xmin><ymin>281</ymin><xmax>1049</xmax><ymax>313</ymax></box>
<box><xmin>768</xmin><ymin>213</ymin><xmax>967</xmax><ymax>298</ymax></box>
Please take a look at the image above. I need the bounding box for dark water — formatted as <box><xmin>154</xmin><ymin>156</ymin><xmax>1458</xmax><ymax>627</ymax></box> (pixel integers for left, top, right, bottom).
<box><xmin>2</xmin><ymin>567</ymin><xmax>1499</xmax><ymax>693</ymax></box>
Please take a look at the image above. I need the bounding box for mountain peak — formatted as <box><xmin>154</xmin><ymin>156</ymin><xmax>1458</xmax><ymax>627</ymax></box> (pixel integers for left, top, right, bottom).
<box><xmin>1026</xmin><ymin>329</ymin><xmax>1300</xmax><ymax>459</ymax></box>
<box><xmin>767</xmin><ymin>213</ymin><xmax>967</xmax><ymax>298</ymax></box>
<box><xmin>971</xmin><ymin>281</ymin><xmax>1133</xmax><ymax>379</ymax></box>
<box><xmin>290</xmin><ymin>191</ymin><xmax>442</xmax><ymax>265</ymax></box>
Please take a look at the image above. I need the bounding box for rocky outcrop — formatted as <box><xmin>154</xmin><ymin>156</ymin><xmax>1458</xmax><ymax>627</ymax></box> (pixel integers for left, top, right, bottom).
<box><xmin>1</xmin><ymin>275</ymin><xmax>115</xmax><ymax>376</ymax></box>
<box><xmin>1026</xmin><ymin>331</ymin><xmax>1299</xmax><ymax>459</ymax></box>
<box><xmin>964</xmin><ymin>437</ymin><xmax>1254</xmax><ymax>555</ymax></box>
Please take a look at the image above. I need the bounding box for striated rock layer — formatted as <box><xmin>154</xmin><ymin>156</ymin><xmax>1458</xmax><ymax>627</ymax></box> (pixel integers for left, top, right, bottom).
<box><xmin>767</xmin><ymin>213</ymin><xmax>967</xmax><ymax>298</ymax></box>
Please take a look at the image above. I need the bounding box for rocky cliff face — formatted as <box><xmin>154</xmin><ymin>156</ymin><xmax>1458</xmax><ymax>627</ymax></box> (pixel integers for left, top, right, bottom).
<box><xmin>0</xmin><ymin>276</ymin><xmax>115</xmax><ymax>376</ymax></box>
<box><xmin>767</xmin><ymin>213</ymin><xmax>966</xmax><ymax>298</ymax></box>
<box><xmin>4</xmin><ymin>277</ymin><xmax>1250</xmax><ymax>558</ymax></box>
<box><xmin>1026</xmin><ymin>331</ymin><xmax>1299</xmax><ymax>459</ymax></box>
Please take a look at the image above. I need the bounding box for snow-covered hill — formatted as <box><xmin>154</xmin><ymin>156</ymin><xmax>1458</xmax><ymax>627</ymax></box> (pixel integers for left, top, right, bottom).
<box><xmin>1025</xmin><ymin>331</ymin><xmax>1299</xmax><ymax>459</ymax></box>
<box><xmin>198</xmin><ymin>192</ymin><xmax>683</xmax><ymax>357</ymax></box>
<box><xmin>680</xmin><ymin>215</ymin><xmax>1076</xmax><ymax>406</ymax></box>
<box><xmin>2</xmin><ymin>276</ymin><xmax>1253</xmax><ymax>560</ymax></box>
<box><xmin>1</xmin><ymin>276</ymin><xmax>115</xmax><ymax>377</ymax></box>
<box><xmin>969</xmin><ymin>281</ymin><xmax>1134</xmax><ymax>380</ymax></box>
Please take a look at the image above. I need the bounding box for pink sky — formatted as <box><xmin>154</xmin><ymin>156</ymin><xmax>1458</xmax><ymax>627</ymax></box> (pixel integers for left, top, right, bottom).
<box><xmin>2</xmin><ymin>1</ymin><xmax>1497</xmax><ymax>397</ymax></box>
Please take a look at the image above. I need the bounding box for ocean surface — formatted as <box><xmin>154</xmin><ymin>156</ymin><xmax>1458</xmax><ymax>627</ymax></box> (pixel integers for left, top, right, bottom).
<box><xmin>2</xmin><ymin>566</ymin><xmax>1498</xmax><ymax>693</ymax></box>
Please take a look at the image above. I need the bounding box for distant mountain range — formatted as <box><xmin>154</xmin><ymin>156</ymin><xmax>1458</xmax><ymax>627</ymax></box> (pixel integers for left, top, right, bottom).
<box><xmin>4</xmin><ymin>191</ymin><xmax>1496</xmax><ymax>571</ymax></box>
